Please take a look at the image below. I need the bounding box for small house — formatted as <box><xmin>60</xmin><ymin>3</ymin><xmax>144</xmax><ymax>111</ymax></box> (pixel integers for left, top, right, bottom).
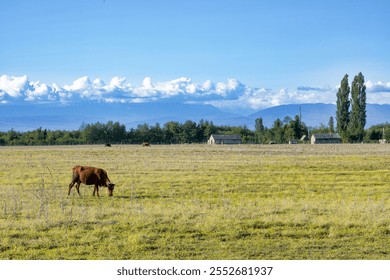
<box><xmin>311</xmin><ymin>133</ymin><xmax>342</xmax><ymax>144</ymax></box>
<box><xmin>207</xmin><ymin>134</ymin><xmax>242</xmax><ymax>145</ymax></box>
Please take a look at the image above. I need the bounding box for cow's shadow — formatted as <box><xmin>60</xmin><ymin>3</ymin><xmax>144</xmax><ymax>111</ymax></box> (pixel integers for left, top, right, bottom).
<box><xmin>115</xmin><ymin>195</ymin><xmax>131</xmax><ymax>199</ymax></box>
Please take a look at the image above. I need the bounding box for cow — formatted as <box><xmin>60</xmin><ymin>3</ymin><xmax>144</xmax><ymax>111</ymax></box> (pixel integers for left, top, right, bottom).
<box><xmin>142</xmin><ymin>142</ymin><xmax>151</xmax><ymax>147</ymax></box>
<box><xmin>68</xmin><ymin>165</ymin><xmax>115</xmax><ymax>197</ymax></box>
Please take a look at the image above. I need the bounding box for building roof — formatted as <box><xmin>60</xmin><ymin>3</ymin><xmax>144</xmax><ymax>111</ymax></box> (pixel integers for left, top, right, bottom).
<box><xmin>210</xmin><ymin>134</ymin><xmax>242</xmax><ymax>140</ymax></box>
<box><xmin>312</xmin><ymin>133</ymin><xmax>341</xmax><ymax>139</ymax></box>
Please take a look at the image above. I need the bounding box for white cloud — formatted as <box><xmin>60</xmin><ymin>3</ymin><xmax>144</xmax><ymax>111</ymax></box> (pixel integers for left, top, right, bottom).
<box><xmin>108</xmin><ymin>76</ymin><xmax>128</xmax><ymax>89</ymax></box>
<box><xmin>154</xmin><ymin>77</ymin><xmax>193</xmax><ymax>97</ymax></box>
<box><xmin>201</xmin><ymin>80</ymin><xmax>215</xmax><ymax>91</ymax></box>
<box><xmin>0</xmin><ymin>75</ymin><xmax>30</xmax><ymax>98</ymax></box>
<box><xmin>132</xmin><ymin>77</ymin><xmax>156</xmax><ymax>98</ymax></box>
<box><xmin>25</xmin><ymin>81</ymin><xmax>51</xmax><ymax>101</ymax></box>
<box><xmin>186</xmin><ymin>83</ymin><xmax>197</xmax><ymax>94</ymax></box>
<box><xmin>367</xmin><ymin>92</ymin><xmax>390</xmax><ymax>104</ymax></box>
<box><xmin>365</xmin><ymin>81</ymin><xmax>390</xmax><ymax>104</ymax></box>
<box><xmin>92</xmin><ymin>78</ymin><xmax>105</xmax><ymax>88</ymax></box>
<box><xmin>366</xmin><ymin>80</ymin><xmax>390</xmax><ymax>93</ymax></box>
<box><xmin>1</xmin><ymin>74</ymin><xmax>389</xmax><ymax>111</ymax></box>
<box><xmin>141</xmin><ymin>77</ymin><xmax>154</xmax><ymax>89</ymax></box>
<box><xmin>64</xmin><ymin>76</ymin><xmax>91</xmax><ymax>91</ymax></box>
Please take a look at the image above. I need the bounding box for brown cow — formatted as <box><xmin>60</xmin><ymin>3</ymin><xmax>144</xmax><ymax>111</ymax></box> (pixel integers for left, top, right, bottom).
<box><xmin>68</xmin><ymin>165</ymin><xmax>115</xmax><ymax>197</ymax></box>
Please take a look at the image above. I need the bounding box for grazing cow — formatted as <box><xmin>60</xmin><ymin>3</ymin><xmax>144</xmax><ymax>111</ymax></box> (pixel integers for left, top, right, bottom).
<box><xmin>142</xmin><ymin>142</ymin><xmax>151</xmax><ymax>147</ymax></box>
<box><xmin>68</xmin><ymin>165</ymin><xmax>115</xmax><ymax>197</ymax></box>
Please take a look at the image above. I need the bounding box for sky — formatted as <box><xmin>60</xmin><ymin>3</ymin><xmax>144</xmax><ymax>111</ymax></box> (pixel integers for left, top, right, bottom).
<box><xmin>1</xmin><ymin>0</ymin><xmax>390</xmax><ymax>113</ymax></box>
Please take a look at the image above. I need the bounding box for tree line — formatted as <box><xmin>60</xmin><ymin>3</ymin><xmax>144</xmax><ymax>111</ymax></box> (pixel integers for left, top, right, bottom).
<box><xmin>1</xmin><ymin>117</ymin><xmax>388</xmax><ymax>146</ymax></box>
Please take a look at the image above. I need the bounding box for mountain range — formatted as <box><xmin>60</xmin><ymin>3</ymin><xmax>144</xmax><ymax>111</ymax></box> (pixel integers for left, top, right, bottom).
<box><xmin>0</xmin><ymin>102</ymin><xmax>389</xmax><ymax>131</ymax></box>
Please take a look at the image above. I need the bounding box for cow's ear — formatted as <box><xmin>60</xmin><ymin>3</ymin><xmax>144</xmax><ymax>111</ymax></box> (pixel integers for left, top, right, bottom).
<box><xmin>79</xmin><ymin>166</ymin><xmax>84</xmax><ymax>171</ymax></box>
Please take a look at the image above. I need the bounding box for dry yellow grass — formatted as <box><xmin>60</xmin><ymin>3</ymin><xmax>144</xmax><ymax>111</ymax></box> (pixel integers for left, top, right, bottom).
<box><xmin>0</xmin><ymin>144</ymin><xmax>389</xmax><ymax>259</ymax></box>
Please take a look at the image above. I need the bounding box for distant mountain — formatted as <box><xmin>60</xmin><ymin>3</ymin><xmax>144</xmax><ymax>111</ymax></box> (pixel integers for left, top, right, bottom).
<box><xmin>366</xmin><ymin>104</ymin><xmax>390</xmax><ymax>126</ymax></box>
<box><xmin>247</xmin><ymin>103</ymin><xmax>335</xmax><ymax>128</ymax></box>
<box><xmin>246</xmin><ymin>103</ymin><xmax>390</xmax><ymax>128</ymax></box>
<box><xmin>0</xmin><ymin>101</ymin><xmax>388</xmax><ymax>131</ymax></box>
<box><xmin>0</xmin><ymin>101</ymin><xmax>240</xmax><ymax>131</ymax></box>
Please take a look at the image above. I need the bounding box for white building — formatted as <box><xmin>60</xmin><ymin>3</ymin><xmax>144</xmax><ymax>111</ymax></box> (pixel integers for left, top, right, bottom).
<box><xmin>207</xmin><ymin>134</ymin><xmax>242</xmax><ymax>145</ymax></box>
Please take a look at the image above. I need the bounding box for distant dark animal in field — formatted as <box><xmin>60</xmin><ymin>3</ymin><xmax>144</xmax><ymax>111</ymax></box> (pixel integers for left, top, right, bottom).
<box><xmin>142</xmin><ymin>142</ymin><xmax>151</xmax><ymax>147</ymax></box>
<box><xmin>68</xmin><ymin>165</ymin><xmax>115</xmax><ymax>197</ymax></box>
<box><xmin>105</xmin><ymin>143</ymin><xmax>111</xmax><ymax>147</ymax></box>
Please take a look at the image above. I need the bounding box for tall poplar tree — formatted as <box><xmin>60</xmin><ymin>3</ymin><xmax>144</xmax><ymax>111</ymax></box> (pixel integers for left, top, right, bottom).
<box><xmin>328</xmin><ymin>116</ymin><xmax>335</xmax><ymax>133</ymax></box>
<box><xmin>336</xmin><ymin>74</ymin><xmax>350</xmax><ymax>142</ymax></box>
<box><xmin>349</xmin><ymin>72</ymin><xmax>366</xmax><ymax>142</ymax></box>
<box><xmin>255</xmin><ymin>117</ymin><xmax>265</xmax><ymax>143</ymax></box>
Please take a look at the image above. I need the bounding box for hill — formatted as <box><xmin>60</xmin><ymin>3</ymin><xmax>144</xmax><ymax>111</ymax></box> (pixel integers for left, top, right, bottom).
<box><xmin>0</xmin><ymin>102</ymin><xmax>388</xmax><ymax>131</ymax></box>
<box><xmin>247</xmin><ymin>103</ymin><xmax>390</xmax><ymax>128</ymax></box>
<box><xmin>0</xmin><ymin>102</ymin><xmax>240</xmax><ymax>131</ymax></box>
<box><xmin>247</xmin><ymin>103</ymin><xmax>335</xmax><ymax>128</ymax></box>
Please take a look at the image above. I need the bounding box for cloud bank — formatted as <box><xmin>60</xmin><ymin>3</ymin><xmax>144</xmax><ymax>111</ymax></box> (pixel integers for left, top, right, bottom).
<box><xmin>1</xmin><ymin>74</ymin><xmax>390</xmax><ymax>111</ymax></box>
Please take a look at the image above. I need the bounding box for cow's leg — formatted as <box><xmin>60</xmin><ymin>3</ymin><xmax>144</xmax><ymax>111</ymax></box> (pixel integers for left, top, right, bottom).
<box><xmin>95</xmin><ymin>184</ymin><xmax>100</xmax><ymax>197</ymax></box>
<box><xmin>68</xmin><ymin>181</ymin><xmax>75</xmax><ymax>195</ymax></box>
<box><xmin>75</xmin><ymin>182</ymin><xmax>81</xmax><ymax>196</ymax></box>
<box><xmin>69</xmin><ymin>173</ymin><xmax>80</xmax><ymax>196</ymax></box>
<box><xmin>93</xmin><ymin>184</ymin><xmax>100</xmax><ymax>197</ymax></box>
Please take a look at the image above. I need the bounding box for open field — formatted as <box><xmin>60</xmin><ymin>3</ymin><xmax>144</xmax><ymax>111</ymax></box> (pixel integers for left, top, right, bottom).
<box><xmin>0</xmin><ymin>144</ymin><xmax>389</xmax><ymax>259</ymax></box>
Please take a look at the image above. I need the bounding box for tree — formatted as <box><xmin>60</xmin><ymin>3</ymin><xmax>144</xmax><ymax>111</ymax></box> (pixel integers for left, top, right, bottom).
<box><xmin>82</xmin><ymin>122</ymin><xmax>106</xmax><ymax>143</ymax></box>
<box><xmin>290</xmin><ymin>115</ymin><xmax>303</xmax><ymax>139</ymax></box>
<box><xmin>150</xmin><ymin>123</ymin><xmax>163</xmax><ymax>144</ymax></box>
<box><xmin>328</xmin><ymin>116</ymin><xmax>335</xmax><ymax>133</ymax></box>
<box><xmin>109</xmin><ymin>121</ymin><xmax>127</xmax><ymax>143</ymax></box>
<box><xmin>135</xmin><ymin>123</ymin><xmax>151</xmax><ymax>143</ymax></box>
<box><xmin>349</xmin><ymin>72</ymin><xmax>366</xmax><ymax>142</ymax></box>
<box><xmin>163</xmin><ymin>121</ymin><xmax>181</xmax><ymax>144</ymax></box>
<box><xmin>181</xmin><ymin>120</ymin><xmax>197</xmax><ymax>143</ymax></box>
<box><xmin>238</xmin><ymin>125</ymin><xmax>254</xmax><ymax>143</ymax></box>
<box><xmin>336</xmin><ymin>74</ymin><xmax>350</xmax><ymax>142</ymax></box>
<box><xmin>254</xmin><ymin>118</ymin><xmax>265</xmax><ymax>143</ymax></box>
<box><xmin>271</xmin><ymin>118</ymin><xmax>284</xmax><ymax>143</ymax></box>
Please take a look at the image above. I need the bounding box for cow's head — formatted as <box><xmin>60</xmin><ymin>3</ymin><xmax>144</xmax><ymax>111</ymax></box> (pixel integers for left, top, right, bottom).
<box><xmin>107</xmin><ymin>183</ymin><xmax>115</xmax><ymax>196</ymax></box>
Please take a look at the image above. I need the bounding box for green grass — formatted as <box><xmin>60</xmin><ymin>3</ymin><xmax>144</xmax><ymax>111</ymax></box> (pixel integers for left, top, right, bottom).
<box><xmin>0</xmin><ymin>144</ymin><xmax>389</xmax><ymax>259</ymax></box>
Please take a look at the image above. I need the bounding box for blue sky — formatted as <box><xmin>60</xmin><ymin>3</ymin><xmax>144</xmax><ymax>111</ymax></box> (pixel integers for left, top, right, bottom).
<box><xmin>1</xmin><ymin>0</ymin><xmax>390</xmax><ymax>112</ymax></box>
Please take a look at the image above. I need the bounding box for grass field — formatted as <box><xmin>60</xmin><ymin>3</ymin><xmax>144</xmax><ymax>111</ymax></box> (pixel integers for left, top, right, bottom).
<box><xmin>0</xmin><ymin>144</ymin><xmax>389</xmax><ymax>259</ymax></box>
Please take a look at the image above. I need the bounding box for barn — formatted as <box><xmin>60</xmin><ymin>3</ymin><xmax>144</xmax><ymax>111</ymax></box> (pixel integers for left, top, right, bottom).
<box><xmin>208</xmin><ymin>134</ymin><xmax>242</xmax><ymax>145</ymax></box>
<box><xmin>311</xmin><ymin>133</ymin><xmax>342</xmax><ymax>144</ymax></box>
